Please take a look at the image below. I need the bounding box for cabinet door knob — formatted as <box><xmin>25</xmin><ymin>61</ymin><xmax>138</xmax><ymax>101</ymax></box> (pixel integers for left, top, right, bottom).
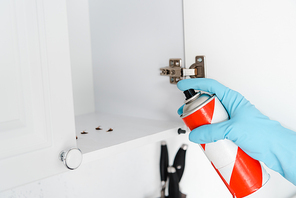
<box><xmin>59</xmin><ymin>148</ymin><xmax>83</xmax><ymax>170</ymax></box>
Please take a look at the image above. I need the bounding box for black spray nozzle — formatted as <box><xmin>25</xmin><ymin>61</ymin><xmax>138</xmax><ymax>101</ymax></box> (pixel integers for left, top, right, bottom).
<box><xmin>183</xmin><ymin>89</ymin><xmax>196</xmax><ymax>100</ymax></box>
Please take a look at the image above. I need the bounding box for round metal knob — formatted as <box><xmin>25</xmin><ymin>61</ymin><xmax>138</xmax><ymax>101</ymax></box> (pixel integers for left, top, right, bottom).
<box><xmin>60</xmin><ymin>148</ymin><xmax>82</xmax><ymax>170</ymax></box>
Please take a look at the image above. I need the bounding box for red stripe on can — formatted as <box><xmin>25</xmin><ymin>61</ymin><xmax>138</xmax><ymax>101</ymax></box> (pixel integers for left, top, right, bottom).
<box><xmin>181</xmin><ymin>94</ymin><xmax>268</xmax><ymax>198</ymax></box>
<box><xmin>229</xmin><ymin>148</ymin><xmax>263</xmax><ymax>198</ymax></box>
<box><xmin>182</xmin><ymin>97</ymin><xmax>215</xmax><ymax>130</ymax></box>
<box><xmin>200</xmin><ymin>144</ymin><xmax>206</xmax><ymax>150</ymax></box>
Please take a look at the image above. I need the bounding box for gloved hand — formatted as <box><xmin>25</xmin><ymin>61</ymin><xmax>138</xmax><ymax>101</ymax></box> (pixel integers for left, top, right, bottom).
<box><xmin>177</xmin><ymin>78</ymin><xmax>296</xmax><ymax>186</ymax></box>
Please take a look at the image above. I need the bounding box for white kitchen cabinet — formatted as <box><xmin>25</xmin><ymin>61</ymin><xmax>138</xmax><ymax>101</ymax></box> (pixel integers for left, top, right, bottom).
<box><xmin>0</xmin><ymin>0</ymin><xmax>187</xmax><ymax>193</ymax></box>
<box><xmin>2</xmin><ymin>0</ymin><xmax>296</xmax><ymax>197</ymax></box>
<box><xmin>0</xmin><ymin>0</ymin><xmax>78</xmax><ymax>192</ymax></box>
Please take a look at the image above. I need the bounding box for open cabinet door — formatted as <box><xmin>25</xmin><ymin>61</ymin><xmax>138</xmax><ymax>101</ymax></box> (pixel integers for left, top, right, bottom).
<box><xmin>0</xmin><ymin>0</ymin><xmax>77</xmax><ymax>191</ymax></box>
<box><xmin>183</xmin><ymin>0</ymin><xmax>296</xmax><ymax>197</ymax></box>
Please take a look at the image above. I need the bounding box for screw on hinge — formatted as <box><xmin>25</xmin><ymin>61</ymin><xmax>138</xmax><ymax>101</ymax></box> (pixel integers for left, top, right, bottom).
<box><xmin>197</xmin><ymin>57</ymin><xmax>203</xmax><ymax>63</ymax></box>
<box><xmin>189</xmin><ymin>56</ymin><xmax>205</xmax><ymax>78</ymax></box>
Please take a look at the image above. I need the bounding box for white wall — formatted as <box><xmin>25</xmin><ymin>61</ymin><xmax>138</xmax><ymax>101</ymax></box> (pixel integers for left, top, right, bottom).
<box><xmin>67</xmin><ymin>0</ymin><xmax>95</xmax><ymax>115</ymax></box>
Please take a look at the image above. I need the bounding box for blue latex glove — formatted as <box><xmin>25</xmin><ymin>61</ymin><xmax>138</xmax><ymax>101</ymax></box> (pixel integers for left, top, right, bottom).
<box><xmin>177</xmin><ymin>78</ymin><xmax>296</xmax><ymax>185</ymax></box>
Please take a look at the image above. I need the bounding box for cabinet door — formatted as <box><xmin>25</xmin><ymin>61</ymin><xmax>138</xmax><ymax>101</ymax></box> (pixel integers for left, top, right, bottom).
<box><xmin>183</xmin><ymin>0</ymin><xmax>296</xmax><ymax>197</ymax></box>
<box><xmin>0</xmin><ymin>0</ymin><xmax>76</xmax><ymax>191</ymax></box>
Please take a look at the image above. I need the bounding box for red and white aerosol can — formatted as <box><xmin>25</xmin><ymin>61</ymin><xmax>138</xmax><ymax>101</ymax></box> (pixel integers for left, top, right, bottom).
<box><xmin>180</xmin><ymin>89</ymin><xmax>269</xmax><ymax>198</ymax></box>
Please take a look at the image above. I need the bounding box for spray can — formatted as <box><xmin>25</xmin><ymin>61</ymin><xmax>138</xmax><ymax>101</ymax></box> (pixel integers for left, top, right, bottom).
<box><xmin>180</xmin><ymin>89</ymin><xmax>269</xmax><ymax>198</ymax></box>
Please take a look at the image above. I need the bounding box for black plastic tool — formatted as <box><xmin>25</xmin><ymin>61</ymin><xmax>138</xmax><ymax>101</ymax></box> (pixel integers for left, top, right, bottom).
<box><xmin>160</xmin><ymin>141</ymin><xmax>169</xmax><ymax>198</ymax></box>
<box><xmin>172</xmin><ymin>144</ymin><xmax>188</xmax><ymax>182</ymax></box>
<box><xmin>168</xmin><ymin>166</ymin><xmax>181</xmax><ymax>198</ymax></box>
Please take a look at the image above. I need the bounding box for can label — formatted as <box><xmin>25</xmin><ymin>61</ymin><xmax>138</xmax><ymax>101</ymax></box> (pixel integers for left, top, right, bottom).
<box><xmin>181</xmin><ymin>94</ymin><xmax>269</xmax><ymax>198</ymax></box>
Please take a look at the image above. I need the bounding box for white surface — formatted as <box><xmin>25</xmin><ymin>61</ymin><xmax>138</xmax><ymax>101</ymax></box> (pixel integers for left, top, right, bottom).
<box><xmin>183</xmin><ymin>0</ymin><xmax>296</xmax><ymax>131</ymax></box>
<box><xmin>0</xmin><ymin>0</ymin><xmax>76</xmax><ymax>192</ymax></box>
<box><xmin>183</xmin><ymin>0</ymin><xmax>296</xmax><ymax>197</ymax></box>
<box><xmin>211</xmin><ymin>97</ymin><xmax>229</xmax><ymax>123</ymax></box>
<box><xmin>0</xmin><ymin>135</ymin><xmax>233</xmax><ymax>198</ymax></box>
<box><xmin>75</xmin><ymin>112</ymin><xmax>184</xmax><ymax>163</ymax></box>
<box><xmin>66</xmin><ymin>0</ymin><xmax>95</xmax><ymax>115</ymax></box>
<box><xmin>205</xmin><ymin>139</ymin><xmax>237</xmax><ymax>169</ymax></box>
<box><xmin>89</xmin><ymin>0</ymin><xmax>185</xmax><ymax>121</ymax></box>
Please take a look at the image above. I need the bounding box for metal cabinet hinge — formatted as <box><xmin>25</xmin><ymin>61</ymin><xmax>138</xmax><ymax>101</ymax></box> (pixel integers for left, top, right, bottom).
<box><xmin>160</xmin><ymin>56</ymin><xmax>205</xmax><ymax>84</ymax></box>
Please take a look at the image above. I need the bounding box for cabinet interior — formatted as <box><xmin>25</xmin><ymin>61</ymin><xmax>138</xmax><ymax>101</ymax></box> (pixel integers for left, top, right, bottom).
<box><xmin>67</xmin><ymin>0</ymin><xmax>186</xmax><ymax>159</ymax></box>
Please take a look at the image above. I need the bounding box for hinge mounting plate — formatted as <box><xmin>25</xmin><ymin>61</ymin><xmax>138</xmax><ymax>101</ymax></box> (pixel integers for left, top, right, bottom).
<box><xmin>160</xmin><ymin>56</ymin><xmax>205</xmax><ymax>84</ymax></box>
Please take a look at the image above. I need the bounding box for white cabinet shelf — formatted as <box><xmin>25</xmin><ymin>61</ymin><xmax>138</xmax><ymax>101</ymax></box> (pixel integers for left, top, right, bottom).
<box><xmin>75</xmin><ymin>112</ymin><xmax>185</xmax><ymax>163</ymax></box>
